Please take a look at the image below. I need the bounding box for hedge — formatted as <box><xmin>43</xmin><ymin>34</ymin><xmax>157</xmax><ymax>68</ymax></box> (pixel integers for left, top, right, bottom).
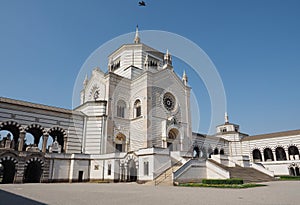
<box><xmin>202</xmin><ymin>178</ymin><xmax>244</xmax><ymax>185</ymax></box>
<box><xmin>280</xmin><ymin>176</ymin><xmax>300</xmax><ymax>180</ymax></box>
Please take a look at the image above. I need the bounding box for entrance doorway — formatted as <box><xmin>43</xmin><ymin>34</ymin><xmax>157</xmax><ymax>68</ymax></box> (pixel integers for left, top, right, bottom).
<box><xmin>78</xmin><ymin>171</ymin><xmax>84</xmax><ymax>182</ymax></box>
<box><xmin>127</xmin><ymin>160</ymin><xmax>137</xmax><ymax>182</ymax></box>
<box><xmin>0</xmin><ymin>160</ymin><xmax>16</xmax><ymax>184</ymax></box>
<box><xmin>24</xmin><ymin>160</ymin><xmax>43</xmax><ymax>183</ymax></box>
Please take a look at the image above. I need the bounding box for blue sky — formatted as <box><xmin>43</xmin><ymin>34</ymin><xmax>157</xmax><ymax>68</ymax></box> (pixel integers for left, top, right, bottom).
<box><xmin>0</xmin><ymin>0</ymin><xmax>299</xmax><ymax>135</ymax></box>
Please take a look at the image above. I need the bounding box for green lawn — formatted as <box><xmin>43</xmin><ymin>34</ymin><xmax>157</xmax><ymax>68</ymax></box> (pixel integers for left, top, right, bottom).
<box><xmin>177</xmin><ymin>183</ymin><xmax>267</xmax><ymax>189</ymax></box>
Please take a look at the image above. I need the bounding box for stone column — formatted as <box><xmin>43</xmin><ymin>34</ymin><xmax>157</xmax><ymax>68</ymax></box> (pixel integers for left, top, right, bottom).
<box><xmin>261</xmin><ymin>151</ymin><xmax>265</xmax><ymax>162</ymax></box>
<box><xmin>272</xmin><ymin>150</ymin><xmax>277</xmax><ymax>161</ymax></box>
<box><xmin>42</xmin><ymin>133</ymin><xmax>49</xmax><ymax>153</ymax></box>
<box><xmin>63</xmin><ymin>136</ymin><xmax>68</xmax><ymax>153</ymax></box>
<box><xmin>285</xmin><ymin>149</ymin><xmax>290</xmax><ymax>160</ymax></box>
<box><xmin>18</xmin><ymin>129</ymin><xmax>26</xmax><ymax>151</ymax></box>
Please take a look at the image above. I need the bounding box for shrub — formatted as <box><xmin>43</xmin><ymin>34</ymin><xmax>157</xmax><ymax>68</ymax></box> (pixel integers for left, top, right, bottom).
<box><xmin>280</xmin><ymin>176</ymin><xmax>300</xmax><ymax>180</ymax></box>
<box><xmin>202</xmin><ymin>178</ymin><xmax>244</xmax><ymax>185</ymax></box>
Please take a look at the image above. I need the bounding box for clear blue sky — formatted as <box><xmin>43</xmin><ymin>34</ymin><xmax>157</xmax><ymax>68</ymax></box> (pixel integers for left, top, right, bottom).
<box><xmin>0</xmin><ymin>0</ymin><xmax>299</xmax><ymax>135</ymax></box>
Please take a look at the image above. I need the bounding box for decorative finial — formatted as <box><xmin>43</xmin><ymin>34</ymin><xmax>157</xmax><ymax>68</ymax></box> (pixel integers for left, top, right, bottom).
<box><xmin>163</xmin><ymin>49</ymin><xmax>173</xmax><ymax>69</ymax></box>
<box><xmin>182</xmin><ymin>70</ymin><xmax>188</xmax><ymax>85</ymax></box>
<box><xmin>225</xmin><ymin>112</ymin><xmax>229</xmax><ymax>123</ymax></box>
<box><xmin>83</xmin><ymin>74</ymin><xmax>88</xmax><ymax>88</ymax></box>
<box><xmin>134</xmin><ymin>25</ymin><xmax>140</xmax><ymax>44</ymax></box>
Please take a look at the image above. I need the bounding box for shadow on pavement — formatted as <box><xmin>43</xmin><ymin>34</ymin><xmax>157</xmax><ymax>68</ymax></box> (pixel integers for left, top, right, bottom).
<box><xmin>0</xmin><ymin>189</ymin><xmax>46</xmax><ymax>205</ymax></box>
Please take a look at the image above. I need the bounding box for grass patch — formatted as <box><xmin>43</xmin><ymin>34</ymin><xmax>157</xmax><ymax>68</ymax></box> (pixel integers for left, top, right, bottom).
<box><xmin>202</xmin><ymin>178</ymin><xmax>243</xmax><ymax>185</ymax></box>
<box><xmin>177</xmin><ymin>183</ymin><xmax>266</xmax><ymax>189</ymax></box>
<box><xmin>280</xmin><ymin>176</ymin><xmax>300</xmax><ymax>180</ymax></box>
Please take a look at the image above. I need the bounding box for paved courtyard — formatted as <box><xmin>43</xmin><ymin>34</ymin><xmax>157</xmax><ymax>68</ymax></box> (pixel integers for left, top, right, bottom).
<box><xmin>0</xmin><ymin>181</ymin><xmax>299</xmax><ymax>205</ymax></box>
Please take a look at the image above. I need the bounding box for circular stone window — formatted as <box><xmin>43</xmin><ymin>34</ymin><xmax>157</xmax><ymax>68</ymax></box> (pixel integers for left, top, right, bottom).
<box><xmin>163</xmin><ymin>92</ymin><xmax>176</xmax><ymax>111</ymax></box>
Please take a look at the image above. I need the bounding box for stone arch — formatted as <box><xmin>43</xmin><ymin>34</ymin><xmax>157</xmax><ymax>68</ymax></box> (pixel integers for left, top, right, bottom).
<box><xmin>275</xmin><ymin>146</ymin><xmax>287</xmax><ymax>161</ymax></box>
<box><xmin>25</xmin><ymin>124</ymin><xmax>45</xmax><ymax>150</ymax></box>
<box><xmin>23</xmin><ymin>157</ymin><xmax>44</xmax><ymax>183</ymax></box>
<box><xmin>0</xmin><ymin>121</ymin><xmax>22</xmax><ymax>150</ymax></box>
<box><xmin>48</xmin><ymin>127</ymin><xmax>67</xmax><ymax>152</ymax></box>
<box><xmin>288</xmin><ymin>145</ymin><xmax>300</xmax><ymax>160</ymax></box>
<box><xmin>263</xmin><ymin>147</ymin><xmax>274</xmax><ymax>161</ymax></box>
<box><xmin>167</xmin><ymin>127</ymin><xmax>180</xmax><ymax>151</ymax></box>
<box><xmin>213</xmin><ymin>147</ymin><xmax>219</xmax><ymax>155</ymax></box>
<box><xmin>252</xmin><ymin>148</ymin><xmax>262</xmax><ymax>162</ymax></box>
<box><xmin>220</xmin><ymin>149</ymin><xmax>225</xmax><ymax>155</ymax></box>
<box><xmin>0</xmin><ymin>155</ymin><xmax>18</xmax><ymax>184</ymax></box>
<box><xmin>124</xmin><ymin>154</ymin><xmax>138</xmax><ymax>182</ymax></box>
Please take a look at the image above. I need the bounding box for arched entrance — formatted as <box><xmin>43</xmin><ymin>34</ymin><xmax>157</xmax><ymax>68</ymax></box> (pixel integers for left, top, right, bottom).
<box><xmin>0</xmin><ymin>159</ymin><xmax>16</xmax><ymax>184</ymax></box>
<box><xmin>24</xmin><ymin>158</ymin><xmax>44</xmax><ymax>183</ymax></box>
<box><xmin>167</xmin><ymin>128</ymin><xmax>179</xmax><ymax>151</ymax></box>
<box><xmin>127</xmin><ymin>159</ymin><xmax>137</xmax><ymax>182</ymax></box>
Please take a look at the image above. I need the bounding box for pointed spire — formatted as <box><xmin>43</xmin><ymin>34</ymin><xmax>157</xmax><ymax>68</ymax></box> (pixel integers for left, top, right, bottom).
<box><xmin>225</xmin><ymin>112</ymin><xmax>229</xmax><ymax>124</ymax></box>
<box><xmin>83</xmin><ymin>74</ymin><xmax>88</xmax><ymax>88</ymax></box>
<box><xmin>163</xmin><ymin>49</ymin><xmax>173</xmax><ymax>69</ymax></box>
<box><xmin>134</xmin><ymin>25</ymin><xmax>140</xmax><ymax>44</ymax></box>
<box><xmin>182</xmin><ymin>70</ymin><xmax>188</xmax><ymax>86</ymax></box>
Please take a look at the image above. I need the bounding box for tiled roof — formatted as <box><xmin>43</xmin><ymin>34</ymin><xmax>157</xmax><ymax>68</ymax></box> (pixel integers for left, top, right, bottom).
<box><xmin>0</xmin><ymin>97</ymin><xmax>82</xmax><ymax>115</ymax></box>
<box><xmin>242</xmin><ymin>129</ymin><xmax>300</xmax><ymax>141</ymax></box>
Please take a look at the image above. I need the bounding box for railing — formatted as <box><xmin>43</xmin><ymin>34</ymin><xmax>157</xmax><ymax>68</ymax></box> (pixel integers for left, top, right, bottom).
<box><xmin>154</xmin><ymin>146</ymin><xmax>194</xmax><ymax>186</ymax></box>
<box><xmin>154</xmin><ymin>159</ymin><xmax>183</xmax><ymax>186</ymax></box>
<box><xmin>153</xmin><ymin>161</ymin><xmax>172</xmax><ymax>179</ymax></box>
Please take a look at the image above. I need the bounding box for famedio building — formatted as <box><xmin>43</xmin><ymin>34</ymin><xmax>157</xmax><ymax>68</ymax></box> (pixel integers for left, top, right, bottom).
<box><xmin>0</xmin><ymin>29</ymin><xmax>299</xmax><ymax>184</ymax></box>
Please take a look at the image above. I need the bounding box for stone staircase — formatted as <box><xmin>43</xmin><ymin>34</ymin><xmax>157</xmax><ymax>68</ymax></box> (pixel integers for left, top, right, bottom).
<box><xmin>146</xmin><ymin>163</ymin><xmax>182</xmax><ymax>186</ymax></box>
<box><xmin>208</xmin><ymin>159</ymin><xmax>275</xmax><ymax>183</ymax></box>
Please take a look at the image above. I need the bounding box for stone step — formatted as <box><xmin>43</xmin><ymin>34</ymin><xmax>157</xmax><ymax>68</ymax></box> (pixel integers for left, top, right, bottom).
<box><xmin>208</xmin><ymin>159</ymin><xmax>274</xmax><ymax>183</ymax></box>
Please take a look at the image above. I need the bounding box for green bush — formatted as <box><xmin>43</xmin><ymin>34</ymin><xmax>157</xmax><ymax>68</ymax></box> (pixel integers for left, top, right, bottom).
<box><xmin>280</xmin><ymin>176</ymin><xmax>300</xmax><ymax>180</ymax></box>
<box><xmin>202</xmin><ymin>178</ymin><xmax>244</xmax><ymax>185</ymax></box>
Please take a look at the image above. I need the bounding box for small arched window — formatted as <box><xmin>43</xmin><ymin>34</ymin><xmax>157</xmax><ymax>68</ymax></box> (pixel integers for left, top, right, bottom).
<box><xmin>134</xmin><ymin>100</ymin><xmax>141</xmax><ymax>118</ymax></box>
<box><xmin>117</xmin><ymin>100</ymin><xmax>126</xmax><ymax>118</ymax></box>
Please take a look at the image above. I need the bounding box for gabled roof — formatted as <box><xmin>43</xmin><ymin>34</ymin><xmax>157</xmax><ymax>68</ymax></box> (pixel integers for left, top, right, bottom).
<box><xmin>242</xmin><ymin>129</ymin><xmax>300</xmax><ymax>141</ymax></box>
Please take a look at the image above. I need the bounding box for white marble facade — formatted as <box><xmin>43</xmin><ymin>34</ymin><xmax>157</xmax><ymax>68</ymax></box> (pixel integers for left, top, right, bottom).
<box><xmin>0</xmin><ymin>29</ymin><xmax>300</xmax><ymax>184</ymax></box>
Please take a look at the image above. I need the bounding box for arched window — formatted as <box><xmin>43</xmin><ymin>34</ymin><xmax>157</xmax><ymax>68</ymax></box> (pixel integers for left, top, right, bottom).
<box><xmin>288</xmin><ymin>146</ymin><xmax>300</xmax><ymax>160</ymax></box>
<box><xmin>117</xmin><ymin>100</ymin><xmax>126</xmax><ymax>118</ymax></box>
<box><xmin>220</xmin><ymin>149</ymin><xmax>225</xmax><ymax>155</ymax></box>
<box><xmin>275</xmin><ymin>147</ymin><xmax>287</xmax><ymax>161</ymax></box>
<box><xmin>263</xmin><ymin>148</ymin><xmax>274</xmax><ymax>161</ymax></box>
<box><xmin>134</xmin><ymin>100</ymin><xmax>141</xmax><ymax>118</ymax></box>
<box><xmin>252</xmin><ymin>149</ymin><xmax>262</xmax><ymax>162</ymax></box>
<box><xmin>213</xmin><ymin>148</ymin><xmax>219</xmax><ymax>155</ymax></box>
